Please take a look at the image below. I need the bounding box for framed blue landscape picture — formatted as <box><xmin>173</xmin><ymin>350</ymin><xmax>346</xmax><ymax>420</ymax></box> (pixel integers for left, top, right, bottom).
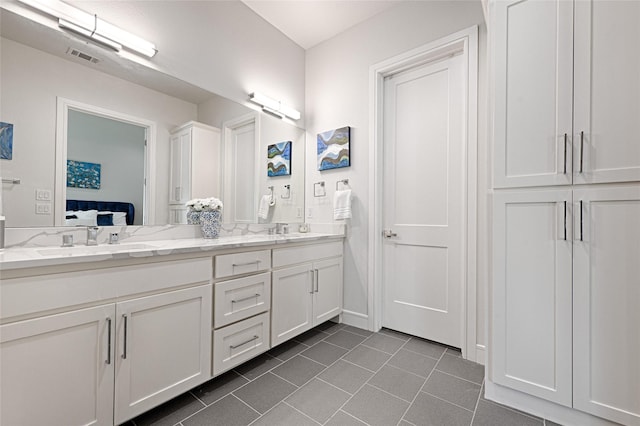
<box><xmin>317</xmin><ymin>126</ymin><xmax>350</xmax><ymax>171</ymax></box>
<box><xmin>67</xmin><ymin>160</ymin><xmax>101</xmax><ymax>189</ymax></box>
<box><xmin>267</xmin><ymin>141</ymin><xmax>292</xmax><ymax>176</ymax></box>
<box><xmin>0</xmin><ymin>122</ymin><xmax>14</xmax><ymax>160</ymax></box>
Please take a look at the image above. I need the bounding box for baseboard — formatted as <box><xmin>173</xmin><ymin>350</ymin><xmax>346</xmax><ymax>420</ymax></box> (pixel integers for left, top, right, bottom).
<box><xmin>475</xmin><ymin>344</ymin><xmax>486</xmax><ymax>365</ymax></box>
<box><xmin>341</xmin><ymin>310</ymin><xmax>369</xmax><ymax>330</ymax></box>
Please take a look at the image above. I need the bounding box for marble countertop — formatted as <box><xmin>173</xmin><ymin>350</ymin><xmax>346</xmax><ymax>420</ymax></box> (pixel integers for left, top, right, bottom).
<box><xmin>0</xmin><ymin>232</ymin><xmax>343</xmax><ymax>271</ymax></box>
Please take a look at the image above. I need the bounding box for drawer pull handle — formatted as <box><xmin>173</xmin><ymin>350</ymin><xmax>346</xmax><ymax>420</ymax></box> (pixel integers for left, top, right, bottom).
<box><xmin>579</xmin><ymin>131</ymin><xmax>584</xmax><ymax>173</ymax></box>
<box><xmin>106</xmin><ymin>317</ymin><xmax>112</xmax><ymax>365</ymax></box>
<box><xmin>563</xmin><ymin>133</ymin><xmax>568</xmax><ymax>174</ymax></box>
<box><xmin>232</xmin><ymin>294</ymin><xmax>260</xmax><ymax>304</ymax></box>
<box><xmin>230</xmin><ymin>335</ymin><xmax>259</xmax><ymax>349</ymax></box>
<box><xmin>232</xmin><ymin>260</ymin><xmax>261</xmax><ymax>267</ymax></box>
<box><xmin>121</xmin><ymin>314</ymin><xmax>128</xmax><ymax>359</ymax></box>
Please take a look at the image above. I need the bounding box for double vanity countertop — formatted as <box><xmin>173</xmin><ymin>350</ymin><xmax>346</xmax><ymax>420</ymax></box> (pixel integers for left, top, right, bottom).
<box><xmin>0</xmin><ymin>232</ymin><xmax>344</xmax><ymax>271</ymax></box>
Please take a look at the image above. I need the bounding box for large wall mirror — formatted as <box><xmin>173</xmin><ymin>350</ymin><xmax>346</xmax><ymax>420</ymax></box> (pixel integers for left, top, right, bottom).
<box><xmin>0</xmin><ymin>7</ymin><xmax>305</xmax><ymax>228</ymax></box>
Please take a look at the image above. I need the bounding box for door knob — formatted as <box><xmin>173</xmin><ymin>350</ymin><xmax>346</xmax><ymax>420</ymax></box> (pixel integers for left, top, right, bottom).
<box><xmin>382</xmin><ymin>229</ymin><xmax>397</xmax><ymax>238</ymax></box>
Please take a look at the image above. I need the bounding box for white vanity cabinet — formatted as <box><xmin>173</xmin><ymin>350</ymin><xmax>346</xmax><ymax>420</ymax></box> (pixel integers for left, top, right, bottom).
<box><xmin>271</xmin><ymin>242</ymin><xmax>343</xmax><ymax>347</ymax></box>
<box><xmin>169</xmin><ymin>121</ymin><xmax>221</xmax><ymax>223</ymax></box>
<box><xmin>0</xmin><ymin>257</ymin><xmax>213</xmax><ymax>426</ymax></box>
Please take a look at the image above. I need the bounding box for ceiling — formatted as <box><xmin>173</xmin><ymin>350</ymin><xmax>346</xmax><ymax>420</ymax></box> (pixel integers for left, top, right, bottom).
<box><xmin>241</xmin><ymin>0</ymin><xmax>403</xmax><ymax>49</ymax></box>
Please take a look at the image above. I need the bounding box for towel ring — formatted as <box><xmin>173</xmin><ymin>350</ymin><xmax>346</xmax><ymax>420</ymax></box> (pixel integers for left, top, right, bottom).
<box><xmin>336</xmin><ymin>179</ymin><xmax>349</xmax><ymax>190</ymax></box>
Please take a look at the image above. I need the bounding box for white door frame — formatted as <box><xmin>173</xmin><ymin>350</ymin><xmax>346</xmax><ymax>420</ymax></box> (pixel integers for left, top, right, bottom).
<box><xmin>368</xmin><ymin>26</ymin><xmax>478</xmax><ymax>360</ymax></box>
<box><xmin>55</xmin><ymin>97</ymin><xmax>156</xmax><ymax>226</ymax></box>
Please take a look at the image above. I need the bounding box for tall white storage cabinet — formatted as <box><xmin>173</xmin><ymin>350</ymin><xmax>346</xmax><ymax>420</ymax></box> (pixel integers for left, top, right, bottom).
<box><xmin>491</xmin><ymin>1</ymin><xmax>640</xmax><ymax>425</ymax></box>
<box><xmin>169</xmin><ymin>121</ymin><xmax>221</xmax><ymax>224</ymax></box>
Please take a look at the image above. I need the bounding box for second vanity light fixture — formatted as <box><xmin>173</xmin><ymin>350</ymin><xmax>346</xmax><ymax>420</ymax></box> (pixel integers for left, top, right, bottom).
<box><xmin>249</xmin><ymin>92</ymin><xmax>301</xmax><ymax>121</ymax></box>
<box><xmin>16</xmin><ymin>0</ymin><xmax>158</xmax><ymax>58</ymax></box>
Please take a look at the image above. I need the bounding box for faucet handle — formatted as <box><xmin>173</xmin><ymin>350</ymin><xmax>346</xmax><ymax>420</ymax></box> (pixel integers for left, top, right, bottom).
<box><xmin>109</xmin><ymin>232</ymin><xmax>119</xmax><ymax>244</ymax></box>
<box><xmin>86</xmin><ymin>226</ymin><xmax>99</xmax><ymax>246</ymax></box>
<box><xmin>62</xmin><ymin>234</ymin><xmax>74</xmax><ymax>247</ymax></box>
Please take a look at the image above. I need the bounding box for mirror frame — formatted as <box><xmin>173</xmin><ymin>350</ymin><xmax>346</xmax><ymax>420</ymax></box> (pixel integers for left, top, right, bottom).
<box><xmin>54</xmin><ymin>97</ymin><xmax>157</xmax><ymax>225</ymax></box>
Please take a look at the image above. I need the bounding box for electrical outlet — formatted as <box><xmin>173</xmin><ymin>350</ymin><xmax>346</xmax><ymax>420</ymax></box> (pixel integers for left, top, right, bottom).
<box><xmin>307</xmin><ymin>208</ymin><xmax>313</xmax><ymax>218</ymax></box>
<box><xmin>35</xmin><ymin>203</ymin><xmax>52</xmax><ymax>215</ymax></box>
<box><xmin>297</xmin><ymin>207</ymin><xmax>303</xmax><ymax>218</ymax></box>
<box><xmin>36</xmin><ymin>189</ymin><xmax>52</xmax><ymax>201</ymax></box>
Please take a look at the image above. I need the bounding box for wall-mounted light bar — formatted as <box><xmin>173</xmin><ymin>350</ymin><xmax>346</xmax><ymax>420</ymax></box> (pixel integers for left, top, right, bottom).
<box><xmin>249</xmin><ymin>92</ymin><xmax>301</xmax><ymax>121</ymax></box>
<box><xmin>16</xmin><ymin>0</ymin><xmax>157</xmax><ymax>58</ymax></box>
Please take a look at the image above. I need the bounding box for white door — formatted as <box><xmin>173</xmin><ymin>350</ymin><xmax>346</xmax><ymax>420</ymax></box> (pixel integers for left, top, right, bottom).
<box><xmin>573</xmin><ymin>0</ymin><xmax>640</xmax><ymax>184</ymax></box>
<box><xmin>382</xmin><ymin>54</ymin><xmax>465</xmax><ymax>348</ymax></box>
<box><xmin>0</xmin><ymin>304</ymin><xmax>115</xmax><ymax>426</ymax></box>
<box><xmin>573</xmin><ymin>185</ymin><xmax>640</xmax><ymax>426</ymax></box>
<box><xmin>492</xmin><ymin>189</ymin><xmax>573</xmax><ymax>406</ymax></box>
<box><xmin>114</xmin><ymin>285</ymin><xmax>212</xmax><ymax>424</ymax></box>
<box><xmin>224</xmin><ymin>120</ymin><xmax>257</xmax><ymax>223</ymax></box>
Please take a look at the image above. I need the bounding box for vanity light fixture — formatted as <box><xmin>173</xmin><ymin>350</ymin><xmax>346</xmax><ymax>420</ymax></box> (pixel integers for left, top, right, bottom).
<box><xmin>249</xmin><ymin>92</ymin><xmax>301</xmax><ymax>121</ymax></box>
<box><xmin>16</xmin><ymin>0</ymin><xmax>158</xmax><ymax>58</ymax></box>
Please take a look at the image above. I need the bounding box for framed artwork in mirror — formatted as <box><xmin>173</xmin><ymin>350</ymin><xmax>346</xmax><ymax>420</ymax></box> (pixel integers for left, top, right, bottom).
<box><xmin>67</xmin><ymin>159</ymin><xmax>101</xmax><ymax>189</ymax></box>
<box><xmin>0</xmin><ymin>122</ymin><xmax>14</xmax><ymax>160</ymax></box>
<box><xmin>317</xmin><ymin>126</ymin><xmax>350</xmax><ymax>171</ymax></box>
<box><xmin>267</xmin><ymin>141</ymin><xmax>292</xmax><ymax>176</ymax></box>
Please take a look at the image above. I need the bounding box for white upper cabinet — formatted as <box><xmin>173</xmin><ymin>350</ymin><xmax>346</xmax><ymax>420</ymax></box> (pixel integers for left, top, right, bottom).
<box><xmin>494</xmin><ymin>0</ymin><xmax>640</xmax><ymax>188</ymax></box>
<box><xmin>493</xmin><ymin>0</ymin><xmax>574</xmax><ymax>188</ymax></box>
<box><xmin>573</xmin><ymin>1</ymin><xmax>640</xmax><ymax>184</ymax></box>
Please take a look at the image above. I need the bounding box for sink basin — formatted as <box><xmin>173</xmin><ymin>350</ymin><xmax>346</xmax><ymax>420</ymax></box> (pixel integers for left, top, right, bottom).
<box><xmin>37</xmin><ymin>243</ymin><xmax>158</xmax><ymax>256</ymax></box>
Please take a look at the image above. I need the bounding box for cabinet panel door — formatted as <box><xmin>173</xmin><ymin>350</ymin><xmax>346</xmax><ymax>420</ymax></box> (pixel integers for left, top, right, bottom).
<box><xmin>573</xmin><ymin>185</ymin><xmax>640</xmax><ymax>426</ymax></box>
<box><xmin>574</xmin><ymin>1</ymin><xmax>640</xmax><ymax>184</ymax></box>
<box><xmin>492</xmin><ymin>189</ymin><xmax>572</xmax><ymax>406</ymax></box>
<box><xmin>493</xmin><ymin>0</ymin><xmax>573</xmax><ymax>188</ymax></box>
<box><xmin>0</xmin><ymin>305</ymin><xmax>115</xmax><ymax>426</ymax></box>
<box><xmin>312</xmin><ymin>257</ymin><xmax>343</xmax><ymax>326</ymax></box>
<box><xmin>271</xmin><ymin>264</ymin><xmax>313</xmax><ymax>347</ymax></box>
<box><xmin>114</xmin><ymin>285</ymin><xmax>212</xmax><ymax>424</ymax></box>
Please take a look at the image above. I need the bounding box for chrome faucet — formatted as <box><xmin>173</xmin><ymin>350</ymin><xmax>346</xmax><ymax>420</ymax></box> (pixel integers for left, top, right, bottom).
<box><xmin>275</xmin><ymin>223</ymin><xmax>289</xmax><ymax>234</ymax></box>
<box><xmin>86</xmin><ymin>226</ymin><xmax>99</xmax><ymax>246</ymax></box>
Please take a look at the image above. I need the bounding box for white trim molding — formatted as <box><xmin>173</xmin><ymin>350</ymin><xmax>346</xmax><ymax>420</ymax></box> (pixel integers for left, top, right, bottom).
<box><xmin>341</xmin><ymin>309</ymin><xmax>369</xmax><ymax>330</ymax></box>
<box><xmin>367</xmin><ymin>26</ymin><xmax>479</xmax><ymax>361</ymax></box>
<box><xmin>55</xmin><ymin>97</ymin><xmax>156</xmax><ymax>226</ymax></box>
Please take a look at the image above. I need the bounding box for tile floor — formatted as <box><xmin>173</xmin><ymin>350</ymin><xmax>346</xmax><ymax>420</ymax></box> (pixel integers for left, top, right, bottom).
<box><xmin>129</xmin><ymin>323</ymin><xmax>561</xmax><ymax>426</ymax></box>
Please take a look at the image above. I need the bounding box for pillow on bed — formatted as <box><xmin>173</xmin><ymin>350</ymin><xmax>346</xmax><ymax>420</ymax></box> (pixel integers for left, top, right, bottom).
<box><xmin>98</xmin><ymin>211</ymin><xmax>128</xmax><ymax>226</ymax></box>
<box><xmin>97</xmin><ymin>213</ymin><xmax>114</xmax><ymax>226</ymax></box>
<box><xmin>64</xmin><ymin>210</ymin><xmax>98</xmax><ymax>226</ymax></box>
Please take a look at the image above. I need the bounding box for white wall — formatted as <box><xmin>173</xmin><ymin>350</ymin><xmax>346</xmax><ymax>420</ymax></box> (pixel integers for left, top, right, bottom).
<box><xmin>304</xmin><ymin>1</ymin><xmax>489</xmax><ymax>351</ymax></box>
<box><xmin>66</xmin><ymin>110</ymin><xmax>146</xmax><ymax>225</ymax></box>
<box><xmin>0</xmin><ymin>38</ymin><xmax>197</xmax><ymax>226</ymax></box>
<box><xmin>70</xmin><ymin>0</ymin><xmax>306</xmax><ymax>124</ymax></box>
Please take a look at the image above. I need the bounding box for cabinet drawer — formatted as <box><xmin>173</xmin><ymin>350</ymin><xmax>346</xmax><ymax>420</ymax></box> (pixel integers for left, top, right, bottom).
<box><xmin>212</xmin><ymin>312</ymin><xmax>270</xmax><ymax>376</ymax></box>
<box><xmin>214</xmin><ymin>273</ymin><xmax>271</xmax><ymax>328</ymax></box>
<box><xmin>272</xmin><ymin>241</ymin><xmax>343</xmax><ymax>268</ymax></box>
<box><xmin>214</xmin><ymin>250</ymin><xmax>271</xmax><ymax>278</ymax></box>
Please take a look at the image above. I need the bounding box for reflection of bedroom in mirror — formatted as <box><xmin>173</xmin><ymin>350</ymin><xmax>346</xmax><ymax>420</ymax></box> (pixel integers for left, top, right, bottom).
<box><xmin>55</xmin><ymin>99</ymin><xmax>154</xmax><ymax>226</ymax></box>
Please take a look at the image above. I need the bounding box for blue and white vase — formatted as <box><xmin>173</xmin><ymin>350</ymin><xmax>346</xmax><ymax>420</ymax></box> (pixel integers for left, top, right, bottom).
<box><xmin>200</xmin><ymin>210</ymin><xmax>221</xmax><ymax>239</ymax></box>
<box><xmin>186</xmin><ymin>210</ymin><xmax>201</xmax><ymax>225</ymax></box>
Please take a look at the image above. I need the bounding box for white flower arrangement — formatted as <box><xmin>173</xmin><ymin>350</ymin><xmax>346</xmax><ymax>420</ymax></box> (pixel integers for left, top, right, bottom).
<box><xmin>186</xmin><ymin>197</ymin><xmax>223</xmax><ymax>212</ymax></box>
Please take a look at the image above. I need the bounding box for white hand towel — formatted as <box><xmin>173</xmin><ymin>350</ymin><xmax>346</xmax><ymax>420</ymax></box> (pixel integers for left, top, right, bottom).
<box><xmin>258</xmin><ymin>195</ymin><xmax>273</xmax><ymax>219</ymax></box>
<box><xmin>333</xmin><ymin>189</ymin><xmax>352</xmax><ymax>220</ymax></box>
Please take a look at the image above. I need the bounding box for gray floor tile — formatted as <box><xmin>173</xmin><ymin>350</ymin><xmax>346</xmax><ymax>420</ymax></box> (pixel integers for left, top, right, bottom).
<box><xmin>183</xmin><ymin>395</ymin><xmax>259</xmax><ymax>426</ymax></box>
<box><xmin>192</xmin><ymin>371</ymin><xmax>249</xmax><ymax>405</ymax></box>
<box><xmin>293</xmin><ymin>329</ymin><xmax>330</xmax><ymax>346</ymax></box>
<box><xmin>324</xmin><ymin>330</ymin><xmax>367</xmax><ymax>349</ymax></box>
<box><xmin>398</xmin><ymin>421</ymin><xmax>415</xmax><ymax>426</ymax></box>
<box><xmin>325</xmin><ymin>410</ymin><xmax>368</xmax><ymax>426</ymax></box>
<box><xmin>286</xmin><ymin>379</ymin><xmax>351</xmax><ymax>423</ymax></box>
<box><xmin>545</xmin><ymin>421</ymin><xmax>563</xmax><ymax>426</ymax></box>
<box><xmin>368</xmin><ymin>365</ymin><xmax>425</xmax><ymax>402</ymax></box>
<box><xmin>269</xmin><ymin>339</ymin><xmax>309</xmax><ymax>361</ymax></box>
<box><xmin>378</xmin><ymin>328</ymin><xmax>412</xmax><ymax>341</ymax></box>
<box><xmin>436</xmin><ymin>354</ymin><xmax>485</xmax><ymax>384</ymax></box>
<box><xmin>472</xmin><ymin>400</ymin><xmax>543</xmax><ymax>426</ymax></box>
<box><xmin>233</xmin><ymin>373</ymin><xmax>297</xmax><ymax>414</ymax></box>
<box><xmin>318</xmin><ymin>359</ymin><xmax>373</xmax><ymax>394</ymax></box>
<box><xmin>341</xmin><ymin>325</ymin><xmax>374</xmax><ymax>337</ymax></box>
<box><xmin>315</xmin><ymin>321</ymin><xmax>344</xmax><ymax>335</ymax></box>
<box><xmin>388</xmin><ymin>349</ymin><xmax>438</xmax><ymax>378</ymax></box>
<box><xmin>133</xmin><ymin>392</ymin><xmax>205</xmax><ymax>426</ymax></box>
<box><xmin>342</xmin><ymin>384</ymin><xmax>410</xmax><ymax>426</ymax></box>
<box><xmin>234</xmin><ymin>353</ymin><xmax>282</xmax><ymax>381</ymax></box>
<box><xmin>343</xmin><ymin>345</ymin><xmax>391</xmax><ymax>372</ymax></box>
<box><xmin>446</xmin><ymin>347</ymin><xmax>462</xmax><ymax>357</ymax></box>
<box><xmin>249</xmin><ymin>403</ymin><xmax>318</xmax><ymax>426</ymax></box>
<box><xmin>422</xmin><ymin>370</ymin><xmax>481</xmax><ymax>411</ymax></box>
<box><xmin>402</xmin><ymin>337</ymin><xmax>447</xmax><ymax>359</ymax></box>
<box><xmin>271</xmin><ymin>355</ymin><xmax>326</xmax><ymax>386</ymax></box>
<box><xmin>301</xmin><ymin>341</ymin><xmax>348</xmax><ymax>366</ymax></box>
<box><xmin>361</xmin><ymin>333</ymin><xmax>406</xmax><ymax>354</ymax></box>
<box><xmin>404</xmin><ymin>392</ymin><xmax>473</xmax><ymax>426</ymax></box>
